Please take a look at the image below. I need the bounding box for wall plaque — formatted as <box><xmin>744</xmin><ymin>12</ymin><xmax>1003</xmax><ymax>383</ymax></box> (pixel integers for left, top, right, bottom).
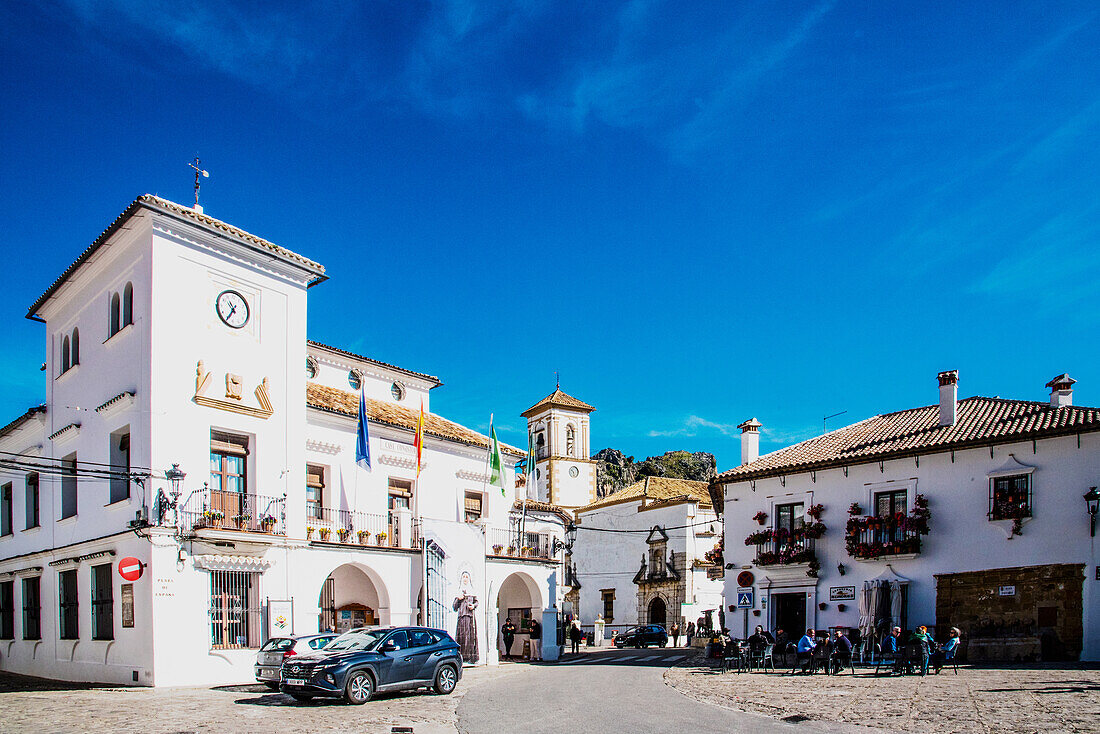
<box><xmin>121</xmin><ymin>583</ymin><xmax>134</xmax><ymax>628</ymax></box>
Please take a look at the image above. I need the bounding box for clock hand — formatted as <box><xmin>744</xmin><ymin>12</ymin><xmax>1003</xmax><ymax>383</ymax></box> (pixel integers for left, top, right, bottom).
<box><xmin>227</xmin><ymin>304</ymin><xmax>237</xmax><ymax>318</ymax></box>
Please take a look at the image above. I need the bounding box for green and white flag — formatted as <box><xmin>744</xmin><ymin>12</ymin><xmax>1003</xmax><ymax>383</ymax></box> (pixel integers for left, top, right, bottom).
<box><xmin>488</xmin><ymin>420</ymin><xmax>505</xmax><ymax>494</ymax></box>
<box><xmin>526</xmin><ymin>431</ymin><xmax>537</xmax><ymax>485</ymax></box>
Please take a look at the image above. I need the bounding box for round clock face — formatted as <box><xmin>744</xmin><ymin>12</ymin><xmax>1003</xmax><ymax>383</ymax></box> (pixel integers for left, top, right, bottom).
<box><xmin>216</xmin><ymin>290</ymin><xmax>250</xmax><ymax>329</ymax></box>
<box><xmin>569</xmin><ymin>466</ymin><xmax>579</xmax><ymax>478</ymax></box>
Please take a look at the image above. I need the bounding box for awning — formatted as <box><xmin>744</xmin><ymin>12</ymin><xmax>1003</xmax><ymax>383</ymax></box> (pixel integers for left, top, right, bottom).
<box><xmin>870</xmin><ymin>563</ymin><xmax>910</xmax><ymax>584</ymax></box>
<box><xmin>193</xmin><ymin>554</ymin><xmax>272</xmax><ymax>572</ymax></box>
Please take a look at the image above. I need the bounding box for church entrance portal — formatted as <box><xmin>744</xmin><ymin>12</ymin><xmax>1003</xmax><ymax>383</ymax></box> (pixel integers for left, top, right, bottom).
<box><xmin>648</xmin><ymin>596</ymin><xmax>667</xmax><ymax>627</ymax></box>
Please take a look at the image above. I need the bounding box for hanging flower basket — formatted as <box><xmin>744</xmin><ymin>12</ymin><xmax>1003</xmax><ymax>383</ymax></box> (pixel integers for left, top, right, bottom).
<box><xmin>753</xmin><ymin>511</ymin><xmax>768</xmax><ymax>526</ymax></box>
<box><xmin>306</xmin><ymin>526</ymin><xmax>315</xmax><ymax>539</ymax></box>
<box><xmin>318</xmin><ymin>528</ymin><xmax>331</xmax><ymax>541</ymax></box>
<box><xmin>259</xmin><ymin>515</ymin><xmax>277</xmax><ymax>532</ymax></box>
<box><xmin>492</xmin><ymin>544</ymin><xmax>504</xmax><ymax>555</ymax></box>
<box><xmin>336</xmin><ymin>528</ymin><xmax>350</xmax><ymax>543</ymax></box>
<box><xmin>375</xmin><ymin>532</ymin><xmax>388</xmax><ymax>545</ymax></box>
<box><xmin>357</xmin><ymin>530</ymin><xmax>371</xmax><ymax>544</ymax></box>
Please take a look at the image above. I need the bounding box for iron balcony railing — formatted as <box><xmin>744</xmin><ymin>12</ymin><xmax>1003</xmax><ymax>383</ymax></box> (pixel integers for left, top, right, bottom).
<box><xmin>487</xmin><ymin>526</ymin><xmax>554</xmax><ymax>560</ymax></box>
<box><xmin>848</xmin><ymin>522</ymin><xmax>922</xmax><ymax>557</ymax></box>
<box><xmin>753</xmin><ymin>536</ymin><xmax>817</xmax><ymax>566</ymax></box>
<box><xmin>180</xmin><ymin>489</ymin><xmax>286</xmax><ymax>535</ymax></box>
<box><xmin>305</xmin><ymin>505</ymin><xmax>421</xmax><ymax>549</ymax></box>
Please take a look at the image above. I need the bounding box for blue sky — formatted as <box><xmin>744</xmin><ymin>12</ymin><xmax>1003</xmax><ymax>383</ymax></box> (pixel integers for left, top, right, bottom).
<box><xmin>2</xmin><ymin>1</ymin><xmax>1098</xmax><ymax>469</ymax></box>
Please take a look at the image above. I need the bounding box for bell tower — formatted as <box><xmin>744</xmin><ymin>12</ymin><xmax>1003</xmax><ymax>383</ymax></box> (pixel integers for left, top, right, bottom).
<box><xmin>521</xmin><ymin>388</ymin><xmax>597</xmax><ymax>508</ymax></box>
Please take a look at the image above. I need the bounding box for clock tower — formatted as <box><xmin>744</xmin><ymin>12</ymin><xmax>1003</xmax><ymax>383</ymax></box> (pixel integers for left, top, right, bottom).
<box><xmin>521</xmin><ymin>388</ymin><xmax>597</xmax><ymax>508</ymax></box>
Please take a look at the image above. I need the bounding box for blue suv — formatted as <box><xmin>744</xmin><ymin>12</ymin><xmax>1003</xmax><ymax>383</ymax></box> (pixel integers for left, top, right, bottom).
<box><xmin>280</xmin><ymin>626</ymin><xmax>463</xmax><ymax>704</ymax></box>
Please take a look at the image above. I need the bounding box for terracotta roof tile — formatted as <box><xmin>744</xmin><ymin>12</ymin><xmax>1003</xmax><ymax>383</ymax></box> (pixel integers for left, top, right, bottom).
<box><xmin>512</xmin><ymin>499</ymin><xmax>572</xmax><ymax>523</ymax></box>
<box><xmin>307</xmin><ymin>341</ymin><xmax>442</xmax><ymax>386</ymax></box>
<box><xmin>718</xmin><ymin>396</ymin><xmax>1100</xmax><ymax>482</ymax></box>
<box><xmin>306</xmin><ymin>382</ymin><xmax>523</xmax><ymax>456</ymax></box>
<box><xmin>0</xmin><ymin>405</ymin><xmax>47</xmax><ymax>442</ymax></box>
<box><xmin>577</xmin><ymin>476</ymin><xmax>711</xmax><ymax>513</ymax></box>
<box><xmin>521</xmin><ymin>388</ymin><xmax>595</xmax><ymax>417</ymax></box>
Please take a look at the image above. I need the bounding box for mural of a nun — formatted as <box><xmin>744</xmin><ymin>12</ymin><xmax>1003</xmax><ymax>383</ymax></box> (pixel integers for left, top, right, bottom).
<box><xmin>452</xmin><ymin>571</ymin><xmax>479</xmax><ymax>663</ymax></box>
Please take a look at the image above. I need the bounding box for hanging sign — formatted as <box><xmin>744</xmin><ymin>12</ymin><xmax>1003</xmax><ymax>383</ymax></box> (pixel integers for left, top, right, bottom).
<box><xmin>736</xmin><ymin>571</ymin><xmax>755</xmax><ymax>587</ymax></box>
<box><xmin>830</xmin><ymin>586</ymin><xmax>856</xmax><ymax>602</ymax></box>
<box><xmin>118</xmin><ymin>557</ymin><xmax>144</xmax><ymax>581</ymax></box>
<box><xmin>736</xmin><ymin>588</ymin><xmax>754</xmax><ymax>608</ymax></box>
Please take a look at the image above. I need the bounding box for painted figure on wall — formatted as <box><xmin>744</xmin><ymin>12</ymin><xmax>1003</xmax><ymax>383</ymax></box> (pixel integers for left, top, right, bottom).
<box><xmin>453</xmin><ymin>592</ymin><xmax>479</xmax><ymax>663</ymax></box>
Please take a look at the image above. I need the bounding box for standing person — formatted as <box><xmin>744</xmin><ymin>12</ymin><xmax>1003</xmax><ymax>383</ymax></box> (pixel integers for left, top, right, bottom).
<box><xmin>797</xmin><ymin>628</ymin><xmax>817</xmax><ymax>673</ymax></box>
<box><xmin>529</xmin><ymin>617</ymin><xmax>542</xmax><ymax>661</ymax></box>
<box><xmin>451</xmin><ymin>592</ymin><xmax>479</xmax><ymax>664</ymax></box>
<box><xmin>569</xmin><ymin>618</ymin><xmax>583</xmax><ymax>654</ymax></box>
<box><xmin>594</xmin><ymin>613</ymin><xmax>606</xmax><ymax>646</ymax></box>
<box><xmin>670</xmin><ymin>620</ymin><xmax>681</xmax><ymax>647</ymax></box>
<box><xmin>685</xmin><ymin>620</ymin><xmax>696</xmax><ymax>645</ymax></box>
<box><xmin>774</xmin><ymin>628</ymin><xmax>789</xmax><ymax>666</ymax></box>
<box><xmin>909</xmin><ymin>625</ymin><xmax>934</xmax><ymax>676</ymax></box>
<box><xmin>501</xmin><ymin>618</ymin><xmax>516</xmax><ymax>659</ymax></box>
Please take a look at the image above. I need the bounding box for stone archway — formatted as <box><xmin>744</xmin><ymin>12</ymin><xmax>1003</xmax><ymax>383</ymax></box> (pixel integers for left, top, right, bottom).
<box><xmin>648</xmin><ymin>596</ymin><xmax>667</xmax><ymax>627</ymax></box>
<box><xmin>319</xmin><ymin>563</ymin><xmax>391</xmax><ymax>633</ymax></box>
<box><xmin>496</xmin><ymin>572</ymin><xmax>545</xmax><ymax>659</ymax></box>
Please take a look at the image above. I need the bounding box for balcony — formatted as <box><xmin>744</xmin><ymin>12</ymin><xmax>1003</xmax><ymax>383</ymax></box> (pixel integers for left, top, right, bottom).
<box><xmin>752</xmin><ymin>537</ymin><xmax>817</xmax><ymax>568</ymax></box>
<box><xmin>305</xmin><ymin>505</ymin><xmax>421</xmax><ymax>550</ymax></box>
<box><xmin>179</xmin><ymin>489</ymin><xmax>286</xmax><ymax>535</ymax></box>
<box><xmin>846</xmin><ymin>519</ymin><xmax>922</xmax><ymax>560</ymax></box>
<box><xmin>487</xmin><ymin>527</ymin><xmax>554</xmax><ymax>561</ymax></box>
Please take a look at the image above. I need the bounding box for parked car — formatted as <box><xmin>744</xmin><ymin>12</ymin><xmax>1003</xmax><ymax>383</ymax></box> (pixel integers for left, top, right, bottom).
<box><xmin>256</xmin><ymin>634</ymin><xmax>339</xmax><ymax>689</ymax></box>
<box><xmin>280</xmin><ymin>626</ymin><xmax>463</xmax><ymax>704</ymax></box>
<box><xmin>613</xmin><ymin>625</ymin><xmax>668</xmax><ymax>648</ymax></box>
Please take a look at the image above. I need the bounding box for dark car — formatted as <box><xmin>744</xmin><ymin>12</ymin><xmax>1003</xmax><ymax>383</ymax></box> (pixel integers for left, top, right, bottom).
<box><xmin>280</xmin><ymin>626</ymin><xmax>463</xmax><ymax>704</ymax></box>
<box><xmin>613</xmin><ymin>625</ymin><xmax>668</xmax><ymax>648</ymax></box>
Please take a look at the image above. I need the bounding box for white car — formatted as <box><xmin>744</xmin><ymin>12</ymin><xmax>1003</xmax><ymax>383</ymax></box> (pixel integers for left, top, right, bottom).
<box><xmin>255</xmin><ymin>634</ymin><xmax>339</xmax><ymax>688</ymax></box>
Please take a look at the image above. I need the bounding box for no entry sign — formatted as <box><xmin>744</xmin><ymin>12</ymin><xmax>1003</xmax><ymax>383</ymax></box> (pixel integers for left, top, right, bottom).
<box><xmin>118</xmin><ymin>557</ymin><xmax>144</xmax><ymax>581</ymax></box>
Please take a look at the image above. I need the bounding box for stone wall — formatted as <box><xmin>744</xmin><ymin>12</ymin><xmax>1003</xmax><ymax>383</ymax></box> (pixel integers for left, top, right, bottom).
<box><xmin>935</xmin><ymin>563</ymin><xmax>1085</xmax><ymax>662</ymax></box>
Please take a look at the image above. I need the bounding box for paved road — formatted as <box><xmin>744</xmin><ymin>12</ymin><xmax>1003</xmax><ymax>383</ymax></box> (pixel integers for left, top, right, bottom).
<box><xmin>458</xmin><ymin>648</ymin><xmax>872</xmax><ymax>734</ymax></box>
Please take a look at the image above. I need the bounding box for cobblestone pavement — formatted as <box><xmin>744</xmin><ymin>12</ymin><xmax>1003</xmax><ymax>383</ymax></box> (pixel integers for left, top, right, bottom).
<box><xmin>665</xmin><ymin>655</ymin><xmax>1100</xmax><ymax>734</ymax></box>
<box><xmin>0</xmin><ymin>665</ymin><xmax>517</xmax><ymax>734</ymax></box>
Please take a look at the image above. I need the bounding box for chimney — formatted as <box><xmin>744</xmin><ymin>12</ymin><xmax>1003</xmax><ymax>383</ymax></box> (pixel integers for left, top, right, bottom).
<box><xmin>738</xmin><ymin>418</ymin><xmax>762</xmax><ymax>465</ymax></box>
<box><xmin>1046</xmin><ymin>373</ymin><xmax>1076</xmax><ymax>408</ymax></box>
<box><xmin>937</xmin><ymin>370</ymin><xmax>958</xmax><ymax>427</ymax></box>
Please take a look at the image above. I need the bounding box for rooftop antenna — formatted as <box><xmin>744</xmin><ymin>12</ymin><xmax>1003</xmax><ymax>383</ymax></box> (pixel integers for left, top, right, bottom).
<box><xmin>188</xmin><ymin>156</ymin><xmax>209</xmax><ymax>212</ymax></box>
<box><xmin>823</xmin><ymin>410</ymin><xmax>847</xmax><ymax>433</ymax></box>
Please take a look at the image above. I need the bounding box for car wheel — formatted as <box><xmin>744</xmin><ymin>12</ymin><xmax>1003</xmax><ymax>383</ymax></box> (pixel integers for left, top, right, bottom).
<box><xmin>433</xmin><ymin>664</ymin><xmax>458</xmax><ymax>695</ymax></box>
<box><xmin>290</xmin><ymin>694</ymin><xmax>314</xmax><ymax>703</ymax></box>
<box><xmin>345</xmin><ymin>671</ymin><xmax>373</xmax><ymax>705</ymax></box>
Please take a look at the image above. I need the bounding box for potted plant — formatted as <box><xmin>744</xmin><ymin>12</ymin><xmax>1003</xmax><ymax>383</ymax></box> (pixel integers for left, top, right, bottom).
<box><xmin>507</xmin><ymin>545</ymin><xmax>516</xmax><ymax>556</ymax></box>
<box><xmin>318</xmin><ymin>527</ymin><xmax>331</xmax><ymax>541</ymax></box>
<box><xmin>376</xmin><ymin>531</ymin><xmax>388</xmax><ymax>545</ymax></box>
<box><xmin>233</xmin><ymin>513</ymin><xmax>251</xmax><ymax>530</ymax></box>
<box><xmin>357</xmin><ymin>530</ymin><xmax>371</xmax><ymax>544</ymax></box>
<box><xmin>753</xmin><ymin>511</ymin><xmax>768</xmax><ymax>526</ymax></box>
<box><xmin>336</xmin><ymin>528</ymin><xmax>350</xmax><ymax>543</ymax></box>
<box><xmin>202</xmin><ymin>509</ymin><xmax>224</xmax><ymax>527</ymax></box>
<box><xmin>492</xmin><ymin>544</ymin><xmax>504</xmax><ymax>555</ymax></box>
<box><xmin>259</xmin><ymin>515</ymin><xmax>277</xmax><ymax>532</ymax></box>
<box><xmin>306</xmin><ymin>525</ymin><xmax>315</xmax><ymax>539</ymax></box>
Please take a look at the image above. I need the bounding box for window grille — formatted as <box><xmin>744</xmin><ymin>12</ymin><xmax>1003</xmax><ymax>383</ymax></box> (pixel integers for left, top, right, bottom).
<box><xmin>59</xmin><ymin>569</ymin><xmax>78</xmax><ymax>640</ymax></box>
<box><xmin>61</xmin><ymin>454</ymin><xmax>77</xmax><ymax>519</ymax></box>
<box><xmin>319</xmin><ymin>576</ymin><xmax>335</xmax><ymax>632</ymax></box>
<box><xmin>601</xmin><ymin>590</ymin><xmax>615</xmax><ymax>623</ymax></box>
<box><xmin>426</xmin><ymin>542</ymin><xmax>447</xmax><ymax>630</ymax></box>
<box><xmin>989</xmin><ymin>474</ymin><xmax>1032</xmax><ymax>520</ymax></box>
<box><xmin>0</xmin><ymin>483</ymin><xmax>11</xmax><ymax>536</ymax></box>
<box><xmin>22</xmin><ymin>577</ymin><xmax>41</xmax><ymax>640</ymax></box>
<box><xmin>25</xmin><ymin>473</ymin><xmax>39</xmax><ymax>529</ymax></box>
<box><xmin>91</xmin><ymin>563</ymin><xmax>113</xmax><ymax>640</ymax></box>
<box><xmin>209</xmin><ymin>570</ymin><xmax>261</xmax><ymax>649</ymax></box>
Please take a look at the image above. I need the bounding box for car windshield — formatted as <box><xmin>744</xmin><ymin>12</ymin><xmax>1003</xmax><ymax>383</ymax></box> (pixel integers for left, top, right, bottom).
<box><xmin>324</xmin><ymin>629</ymin><xmax>389</xmax><ymax>651</ymax></box>
<box><xmin>260</xmin><ymin>638</ymin><xmax>294</xmax><ymax>652</ymax></box>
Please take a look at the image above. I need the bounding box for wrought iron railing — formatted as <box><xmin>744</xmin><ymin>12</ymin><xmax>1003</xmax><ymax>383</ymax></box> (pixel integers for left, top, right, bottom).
<box><xmin>180</xmin><ymin>489</ymin><xmax>286</xmax><ymax>535</ymax></box>
<box><xmin>304</xmin><ymin>505</ymin><xmax>421</xmax><ymax>549</ymax></box>
<box><xmin>847</xmin><ymin>521</ymin><xmax>922</xmax><ymax>558</ymax></box>
<box><xmin>754</xmin><ymin>536</ymin><xmax>816</xmax><ymax>566</ymax></box>
<box><xmin>487</xmin><ymin>526</ymin><xmax>554</xmax><ymax>560</ymax></box>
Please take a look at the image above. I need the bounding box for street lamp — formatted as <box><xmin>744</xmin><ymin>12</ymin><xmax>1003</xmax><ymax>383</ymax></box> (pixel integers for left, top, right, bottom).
<box><xmin>552</xmin><ymin>521</ymin><xmax>578</xmax><ymax>555</ymax></box>
<box><xmin>1084</xmin><ymin>487</ymin><xmax>1099</xmax><ymax>537</ymax></box>
<box><xmin>166</xmin><ymin>463</ymin><xmax>186</xmax><ymax>500</ymax></box>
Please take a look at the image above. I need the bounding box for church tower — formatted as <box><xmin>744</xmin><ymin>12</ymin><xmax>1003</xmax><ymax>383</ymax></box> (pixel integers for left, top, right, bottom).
<box><xmin>521</xmin><ymin>388</ymin><xmax>596</xmax><ymax>508</ymax></box>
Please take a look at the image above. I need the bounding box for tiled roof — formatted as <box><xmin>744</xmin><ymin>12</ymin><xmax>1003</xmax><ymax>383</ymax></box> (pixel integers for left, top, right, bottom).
<box><xmin>718</xmin><ymin>396</ymin><xmax>1100</xmax><ymax>482</ymax></box>
<box><xmin>0</xmin><ymin>406</ymin><xmax>47</xmax><ymax>442</ymax></box>
<box><xmin>28</xmin><ymin>195</ymin><xmax>325</xmax><ymax>319</ymax></box>
<box><xmin>306</xmin><ymin>382</ymin><xmax>524</xmax><ymax>456</ymax></box>
<box><xmin>521</xmin><ymin>388</ymin><xmax>596</xmax><ymax>417</ymax></box>
<box><xmin>576</xmin><ymin>476</ymin><xmax>712</xmax><ymax>513</ymax></box>
<box><xmin>512</xmin><ymin>499</ymin><xmax>572</xmax><ymax>523</ymax></box>
<box><xmin>307</xmin><ymin>341</ymin><xmax>442</xmax><ymax>387</ymax></box>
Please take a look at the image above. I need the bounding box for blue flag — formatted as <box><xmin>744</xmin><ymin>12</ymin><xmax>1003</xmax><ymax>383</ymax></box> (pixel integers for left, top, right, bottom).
<box><xmin>355</xmin><ymin>390</ymin><xmax>371</xmax><ymax>470</ymax></box>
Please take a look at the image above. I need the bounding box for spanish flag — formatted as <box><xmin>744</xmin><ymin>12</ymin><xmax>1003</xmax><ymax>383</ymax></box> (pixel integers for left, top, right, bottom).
<box><xmin>413</xmin><ymin>399</ymin><xmax>425</xmax><ymax>478</ymax></box>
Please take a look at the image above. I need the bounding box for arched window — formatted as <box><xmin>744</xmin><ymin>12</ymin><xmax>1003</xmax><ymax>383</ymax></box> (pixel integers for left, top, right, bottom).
<box><xmin>566</xmin><ymin>425</ymin><xmax>576</xmax><ymax>457</ymax></box>
<box><xmin>71</xmin><ymin>328</ymin><xmax>79</xmax><ymax>366</ymax></box>
<box><xmin>109</xmin><ymin>293</ymin><xmax>121</xmax><ymax>336</ymax></box>
<box><xmin>61</xmin><ymin>335</ymin><xmax>71</xmax><ymax>373</ymax></box>
<box><xmin>122</xmin><ymin>282</ymin><xmax>133</xmax><ymax>326</ymax></box>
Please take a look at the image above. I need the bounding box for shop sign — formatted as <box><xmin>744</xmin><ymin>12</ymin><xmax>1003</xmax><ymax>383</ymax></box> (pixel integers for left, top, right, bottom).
<box><xmin>830</xmin><ymin>586</ymin><xmax>856</xmax><ymax>602</ymax></box>
<box><xmin>121</xmin><ymin>583</ymin><xmax>134</xmax><ymax>628</ymax></box>
<box><xmin>998</xmin><ymin>585</ymin><xmax>1016</xmax><ymax>596</ymax></box>
<box><xmin>707</xmin><ymin>566</ymin><xmax>724</xmax><ymax>580</ymax></box>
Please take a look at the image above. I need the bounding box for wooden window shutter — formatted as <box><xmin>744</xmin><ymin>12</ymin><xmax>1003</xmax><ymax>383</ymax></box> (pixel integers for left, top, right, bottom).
<box><xmin>210</xmin><ymin>431</ymin><xmax>249</xmax><ymax>456</ymax></box>
<box><xmin>464</xmin><ymin>493</ymin><xmax>482</xmax><ymax>512</ymax></box>
<box><xmin>306</xmin><ymin>464</ymin><xmax>325</xmax><ymax>489</ymax></box>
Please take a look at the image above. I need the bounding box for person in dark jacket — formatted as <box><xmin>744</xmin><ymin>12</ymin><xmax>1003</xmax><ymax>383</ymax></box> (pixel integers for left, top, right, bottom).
<box><xmin>830</xmin><ymin>630</ymin><xmax>853</xmax><ymax>674</ymax></box>
<box><xmin>909</xmin><ymin>625</ymin><xmax>934</xmax><ymax>676</ymax></box>
<box><xmin>502</xmin><ymin>619</ymin><xmax>516</xmax><ymax>659</ymax></box>
<box><xmin>569</xmin><ymin>619</ymin><xmax>584</xmax><ymax>654</ymax></box>
<box><xmin>748</xmin><ymin>625</ymin><xmax>774</xmax><ymax>653</ymax></box>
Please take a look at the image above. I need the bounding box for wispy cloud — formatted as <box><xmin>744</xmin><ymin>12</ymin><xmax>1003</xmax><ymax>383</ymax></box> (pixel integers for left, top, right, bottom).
<box><xmin>647</xmin><ymin>415</ymin><xmax>741</xmax><ymax>438</ymax></box>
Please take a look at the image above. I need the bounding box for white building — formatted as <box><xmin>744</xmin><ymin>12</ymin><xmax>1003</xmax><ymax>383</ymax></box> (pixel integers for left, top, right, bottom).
<box><xmin>571</xmin><ymin>476</ymin><xmax>724</xmax><ymax>639</ymax></box>
<box><xmin>522</xmin><ymin>388</ymin><xmax>598</xmax><ymax>509</ymax></box>
<box><xmin>717</xmin><ymin>370</ymin><xmax>1100</xmax><ymax>661</ymax></box>
<box><xmin>0</xmin><ymin>194</ymin><xmax>570</xmax><ymax>686</ymax></box>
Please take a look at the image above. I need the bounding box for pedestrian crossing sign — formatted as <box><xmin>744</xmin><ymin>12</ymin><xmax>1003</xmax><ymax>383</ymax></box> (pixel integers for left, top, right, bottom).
<box><xmin>736</xmin><ymin>589</ymin><xmax>754</xmax><ymax>608</ymax></box>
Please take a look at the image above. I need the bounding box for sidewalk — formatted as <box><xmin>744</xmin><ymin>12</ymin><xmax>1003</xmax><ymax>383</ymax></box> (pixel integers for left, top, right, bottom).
<box><xmin>666</xmin><ymin>655</ymin><xmax>1100</xmax><ymax>733</ymax></box>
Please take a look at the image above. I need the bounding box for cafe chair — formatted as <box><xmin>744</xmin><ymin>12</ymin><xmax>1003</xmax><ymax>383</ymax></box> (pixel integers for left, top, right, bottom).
<box><xmin>749</xmin><ymin>643</ymin><xmax>775</xmax><ymax>673</ymax></box>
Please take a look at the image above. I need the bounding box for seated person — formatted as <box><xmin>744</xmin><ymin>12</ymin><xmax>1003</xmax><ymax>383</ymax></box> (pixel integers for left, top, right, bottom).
<box><xmin>830</xmin><ymin>630</ymin><xmax>853</xmax><ymax>673</ymax></box>
<box><xmin>930</xmin><ymin>627</ymin><xmax>961</xmax><ymax>672</ymax></box>
<box><xmin>748</xmin><ymin>625</ymin><xmax>774</xmax><ymax>653</ymax></box>
<box><xmin>881</xmin><ymin>626</ymin><xmax>903</xmax><ymax>672</ymax></box>
<box><xmin>796</xmin><ymin>628</ymin><xmax>816</xmax><ymax>672</ymax></box>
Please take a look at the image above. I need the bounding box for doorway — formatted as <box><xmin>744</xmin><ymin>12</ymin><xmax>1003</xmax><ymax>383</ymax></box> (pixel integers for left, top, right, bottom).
<box><xmin>648</xmin><ymin>596</ymin><xmax>667</xmax><ymax>627</ymax></box>
<box><xmin>773</xmin><ymin>592</ymin><xmax>806</xmax><ymax>639</ymax></box>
